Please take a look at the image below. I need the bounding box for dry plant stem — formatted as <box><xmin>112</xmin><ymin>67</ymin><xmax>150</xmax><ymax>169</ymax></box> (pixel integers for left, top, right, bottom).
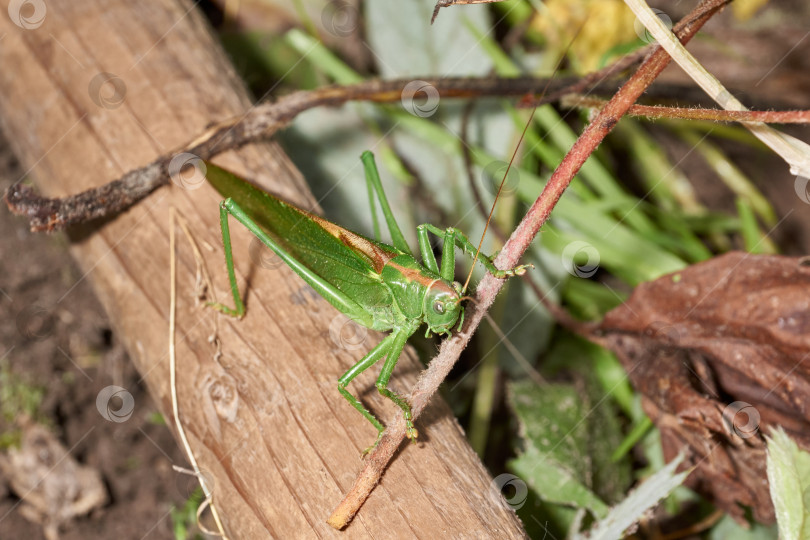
<box><xmin>5</xmin><ymin>70</ymin><xmax>644</xmax><ymax>233</ymax></box>
<box><xmin>626</xmin><ymin>0</ymin><xmax>810</xmax><ymax>177</ymax></box>
<box><xmin>169</xmin><ymin>209</ymin><xmax>227</xmax><ymax>539</ymax></box>
<box><xmin>659</xmin><ymin>509</ymin><xmax>725</xmax><ymax>540</ymax></box>
<box><xmin>567</xmin><ymin>96</ymin><xmax>810</xmax><ymax>124</ymax></box>
<box><xmin>3</xmin><ymin>76</ymin><xmax>559</xmax><ymax>231</ymax></box>
<box><xmin>327</xmin><ymin>0</ymin><xmax>728</xmax><ymax>529</ymax></box>
<box><xmin>431</xmin><ymin>0</ymin><xmax>502</xmax><ymax>23</ymax></box>
<box><xmin>519</xmin><ymin>44</ymin><xmax>656</xmax><ymax>109</ymax></box>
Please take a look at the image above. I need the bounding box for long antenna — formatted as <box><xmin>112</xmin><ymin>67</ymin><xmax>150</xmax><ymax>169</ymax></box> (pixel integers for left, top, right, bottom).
<box><xmin>461</xmin><ymin>106</ymin><xmax>536</xmax><ymax>293</ymax></box>
<box><xmin>461</xmin><ymin>24</ymin><xmax>586</xmax><ymax>294</ymax></box>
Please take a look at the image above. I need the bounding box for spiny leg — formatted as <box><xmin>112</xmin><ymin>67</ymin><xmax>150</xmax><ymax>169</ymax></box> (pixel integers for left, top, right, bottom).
<box><xmin>416</xmin><ymin>224</ymin><xmax>468</xmax><ymax>283</ymax></box>
<box><xmin>416</xmin><ymin>225</ymin><xmax>441</xmax><ymax>275</ymax></box>
<box><xmin>209</xmin><ymin>198</ymin><xmax>375</xmax><ymax>327</ymax></box>
<box><xmin>374</xmin><ymin>327</ymin><xmax>418</xmax><ymax>442</ymax></box>
<box><xmin>338</xmin><ymin>332</ymin><xmax>397</xmax><ymax>453</ymax></box>
<box><xmin>208</xmin><ymin>200</ymin><xmax>246</xmax><ymax>318</ymax></box>
<box><xmin>417</xmin><ymin>223</ymin><xmax>533</xmax><ymax>279</ymax></box>
<box><xmin>360</xmin><ymin>151</ymin><xmax>414</xmax><ymax>256</ymax></box>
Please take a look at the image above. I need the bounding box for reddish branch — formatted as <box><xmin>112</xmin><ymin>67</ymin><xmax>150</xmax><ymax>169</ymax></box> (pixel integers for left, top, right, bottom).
<box><xmin>327</xmin><ymin>0</ymin><xmax>732</xmax><ymax>529</ymax></box>
<box><xmin>567</xmin><ymin>95</ymin><xmax>810</xmax><ymax>124</ymax></box>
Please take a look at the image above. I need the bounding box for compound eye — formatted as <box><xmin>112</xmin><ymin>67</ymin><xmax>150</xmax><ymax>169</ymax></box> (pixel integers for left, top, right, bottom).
<box><xmin>433</xmin><ymin>300</ymin><xmax>445</xmax><ymax>314</ymax></box>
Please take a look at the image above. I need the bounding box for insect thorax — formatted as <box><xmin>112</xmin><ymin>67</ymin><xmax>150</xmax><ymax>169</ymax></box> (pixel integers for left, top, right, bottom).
<box><xmin>380</xmin><ymin>255</ymin><xmax>461</xmax><ymax>333</ymax></box>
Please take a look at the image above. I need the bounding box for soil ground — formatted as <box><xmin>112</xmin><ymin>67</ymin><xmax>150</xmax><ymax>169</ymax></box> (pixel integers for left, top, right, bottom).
<box><xmin>0</xmin><ymin>145</ymin><xmax>187</xmax><ymax>540</ymax></box>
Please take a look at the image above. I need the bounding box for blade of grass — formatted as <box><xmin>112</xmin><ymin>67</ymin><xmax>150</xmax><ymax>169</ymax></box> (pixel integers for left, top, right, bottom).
<box><xmin>679</xmin><ymin>128</ymin><xmax>777</xmax><ymax>226</ymax></box>
<box><xmin>736</xmin><ymin>198</ymin><xmax>777</xmax><ymax>254</ymax></box>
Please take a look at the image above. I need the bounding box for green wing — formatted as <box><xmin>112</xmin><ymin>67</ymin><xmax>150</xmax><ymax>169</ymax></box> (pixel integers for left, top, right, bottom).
<box><xmin>205</xmin><ymin>163</ymin><xmax>401</xmax><ymax>325</ymax></box>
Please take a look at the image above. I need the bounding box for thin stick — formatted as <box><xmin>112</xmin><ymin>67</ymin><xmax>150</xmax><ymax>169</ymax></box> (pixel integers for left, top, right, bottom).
<box><xmin>169</xmin><ymin>208</ymin><xmax>228</xmax><ymax>539</ymax></box>
<box><xmin>327</xmin><ymin>0</ymin><xmax>730</xmax><ymax>529</ymax></box>
<box><xmin>564</xmin><ymin>96</ymin><xmax>810</xmax><ymax>124</ymax></box>
<box><xmin>5</xmin><ymin>73</ymin><xmax>636</xmax><ymax>232</ymax></box>
<box><xmin>431</xmin><ymin>0</ymin><xmax>502</xmax><ymax>23</ymax></box>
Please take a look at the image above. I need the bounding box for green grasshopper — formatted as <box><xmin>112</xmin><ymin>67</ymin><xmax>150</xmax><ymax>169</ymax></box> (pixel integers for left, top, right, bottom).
<box><xmin>205</xmin><ymin>151</ymin><xmax>529</xmax><ymax>451</ymax></box>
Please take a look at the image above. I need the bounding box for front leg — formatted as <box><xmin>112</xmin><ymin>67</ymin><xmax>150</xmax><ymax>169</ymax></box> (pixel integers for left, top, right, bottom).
<box><xmin>374</xmin><ymin>326</ymin><xmax>419</xmax><ymax>442</ymax></box>
<box><xmin>417</xmin><ymin>223</ymin><xmax>533</xmax><ymax>280</ymax></box>
<box><xmin>338</xmin><ymin>333</ymin><xmax>401</xmax><ymax>454</ymax></box>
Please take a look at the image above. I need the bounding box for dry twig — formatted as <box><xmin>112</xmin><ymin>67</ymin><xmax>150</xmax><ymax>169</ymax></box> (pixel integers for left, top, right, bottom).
<box><xmin>3</xmin><ymin>54</ymin><xmax>671</xmax><ymax>232</ymax></box>
<box><xmin>564</xmin><ymin>95</ymin><xmax>810</xmax><ymax>124</ymax></box>
<box><xmin>431</xmin><ymin>0</ymin><xmax>503</xmax><ymax>23</ymax></box>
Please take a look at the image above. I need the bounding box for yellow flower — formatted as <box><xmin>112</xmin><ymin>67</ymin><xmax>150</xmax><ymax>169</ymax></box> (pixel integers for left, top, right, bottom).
<box><xmin>732</xmin><ymin>0</ymin><xmax>771</xmax><ymax>21</ymax></box>
<box><xmin>531</xmin><ymin>0</ymin><xmax>638</xmax><ymax>72</ymax></box>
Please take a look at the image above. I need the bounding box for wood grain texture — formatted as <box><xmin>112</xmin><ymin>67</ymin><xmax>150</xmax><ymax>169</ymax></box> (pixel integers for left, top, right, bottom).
<box><xmin>0</xmin><ymin>1</ymin><xmax>527</xmax><ymax>537</ymax></box>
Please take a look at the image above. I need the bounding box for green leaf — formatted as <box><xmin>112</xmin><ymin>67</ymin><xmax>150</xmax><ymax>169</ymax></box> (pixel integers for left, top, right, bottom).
<box><xmin>511</xmin><ymin>445</ymin><xmax>609</xmax><ymax>518</ymax></box>
<box><xmin>285</xmin><ymin>28</ymin><xmax>362</xmax><ymax>85</ymax></box>
<box><xmin>538</xmin><ymin>335</ymin><xmax>634</xmax><ymax>500</ymax></box>
<box><xmin>736</xmin><ymin>197</ymin><xmax>777</xmax><ymax>254</ymax></box>
<box><xmin>576</xmin><ymin>455</ymin><xmax>691</xmax><ymax>539</ymax></box>
<box><xmin>365</xmin><ymin>0</ymin><xmax>493</xmax><ymax>78</ymax></box>
<box><xmin>508</xmin><ymin>379</ymin><xmax>633</xmax><ymax>518</ymax></box>
<box><xmin>147</xmin><ymin>411</ymin><xmax>166</xmax><ymax>426</ymax></box>
<box><xmin>766</xmin><ymin>427</ymin><xmax>810</xmax><ymax>540</ymax></box>
<box><xmin>709</xmin><ymin>515</ymin><xmax>777</xmax><ymax>540</ymax></box>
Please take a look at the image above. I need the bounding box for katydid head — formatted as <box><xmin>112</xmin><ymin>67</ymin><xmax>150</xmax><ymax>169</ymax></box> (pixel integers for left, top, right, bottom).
<box><xmin>423</xmin><ymin>280</ymin><xmax>465</xmax><ymax>336</ymax></box>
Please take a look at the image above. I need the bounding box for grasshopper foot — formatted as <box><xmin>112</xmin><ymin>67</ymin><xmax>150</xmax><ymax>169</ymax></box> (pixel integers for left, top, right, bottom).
<box><xmin>402</xmin><ymin>409</ymin><xmax>418</xmax><ymax>442</ymax></box>
<box><xmin>406</xmin><ymin>422</ymin><xmax>419</xmax><ymax>443</ymax></box>
<box><xmin>362</xmin><ymin>418</ymin><xmax>417</xmax><ymax>456</ymax></box>
<box><xmin>496</xmin><ymin>263</ymin><xmax>534</xmax><ymax>278</ymax></box>
<box><xmin>206</xmin><ymin>301</ymin><xmax>244</xmax><ymax>319</ymax></box>
<box><xmin>362</xmin><ymin>431</ymin><xmax>385</xmax><ymax>457</ymax></box>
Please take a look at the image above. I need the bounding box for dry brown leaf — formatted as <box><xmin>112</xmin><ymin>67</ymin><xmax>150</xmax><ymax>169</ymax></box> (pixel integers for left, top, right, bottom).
<box><xmin>590</xmin><ymin>251</ymin><xmax>810</xmax><ymax>523</ymax></box>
